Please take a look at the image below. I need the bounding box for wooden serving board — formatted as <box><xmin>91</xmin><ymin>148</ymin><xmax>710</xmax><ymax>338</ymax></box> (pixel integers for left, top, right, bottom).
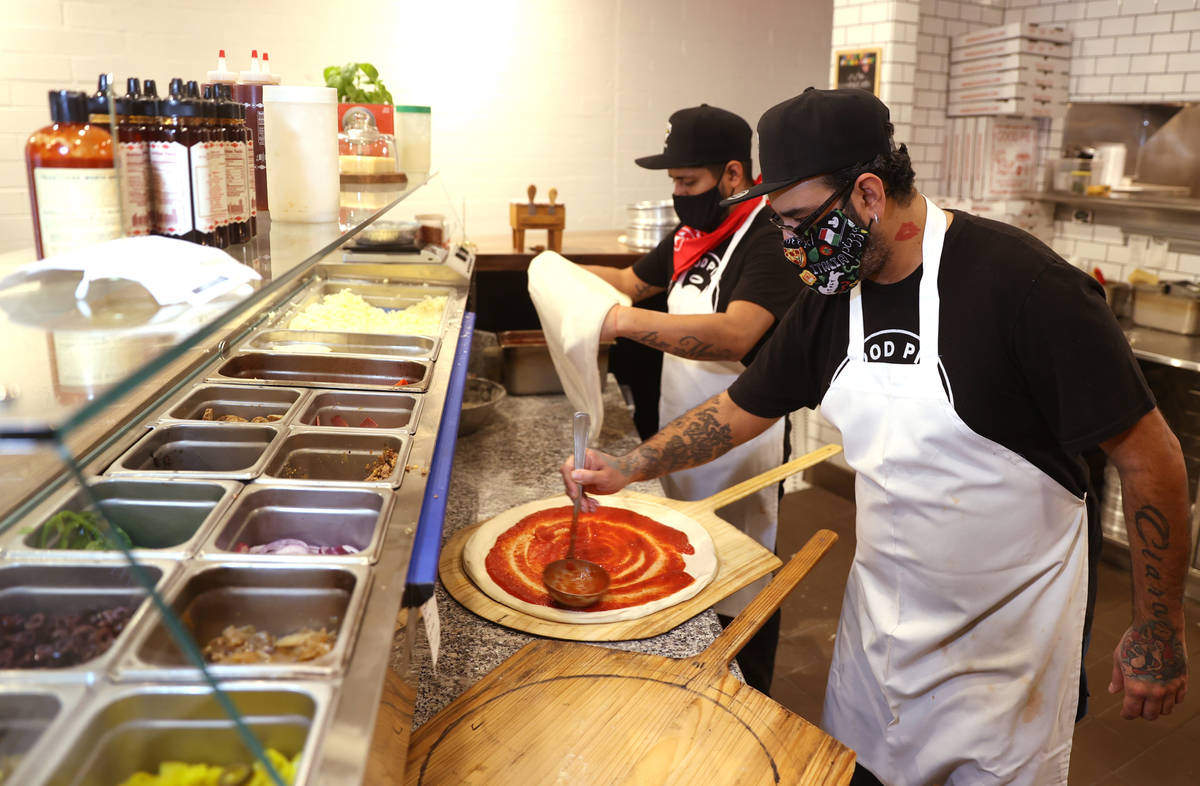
<box><xmin>409</xmin><ymin>530</ymin><xmax>855</xmax><ymax>785</ymax></box>
<box><xmin>439</xmin><ymin>444</ymin><xmax>842</xmax><ymax>641</ymax></box>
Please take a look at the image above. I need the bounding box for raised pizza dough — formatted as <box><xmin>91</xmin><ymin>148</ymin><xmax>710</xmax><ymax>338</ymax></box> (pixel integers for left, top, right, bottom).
<box><xmin>463</xmin><ymin>495</ymin><xmax>718</xmax><ymax>624</ymax></box>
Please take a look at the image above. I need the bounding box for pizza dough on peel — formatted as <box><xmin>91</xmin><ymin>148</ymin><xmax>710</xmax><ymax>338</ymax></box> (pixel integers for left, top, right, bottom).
<box><xmin>463</xmin><ymin>496</ymin><xmax>718</xmax><ymax>624</ymax></box>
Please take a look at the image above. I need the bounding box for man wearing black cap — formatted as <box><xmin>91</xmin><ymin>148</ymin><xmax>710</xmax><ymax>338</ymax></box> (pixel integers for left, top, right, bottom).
<box><xmin>581</xmin><ymin>104</ymin><xmax>801</xmax><ymax>694</ymax></box>
<box><xmin>566</xmin><ymin>88</ymin><xmax>1189</xmax><ymax>785</ymax></box>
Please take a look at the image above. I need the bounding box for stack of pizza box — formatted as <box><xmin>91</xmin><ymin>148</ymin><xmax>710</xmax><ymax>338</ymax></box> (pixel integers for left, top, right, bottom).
<box><xmin>947</xmin><ymin>22</ymin><xmax>1071</xmax><ymax>119</ymax></box>
<box><xmin>943</xmin><ymin>116</ymin><xmax>1041</xmax><ymax>202</ymax></box>
<box><xmin>937</xmin><ymin>22</ymin><xmax>1069</xmax><ymax>241</ymax></box>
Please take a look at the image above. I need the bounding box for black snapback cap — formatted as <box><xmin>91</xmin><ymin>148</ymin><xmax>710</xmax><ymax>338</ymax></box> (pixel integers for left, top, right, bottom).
<box><xmin>722</xmin><ymin>87</ymin><xmax>892</xmax><ymax>206</ymax></box>
<box><xmin>635</xmin><ymin>104</ymin><xmax>752</xmax><ymax>170</ymax></box>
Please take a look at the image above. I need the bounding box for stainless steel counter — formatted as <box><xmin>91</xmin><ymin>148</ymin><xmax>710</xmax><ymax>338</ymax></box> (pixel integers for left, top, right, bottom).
<box><xmin>1125</xmin><ymin>322</ymin><xmax>1200</xmax><ymax>373</ymax></box>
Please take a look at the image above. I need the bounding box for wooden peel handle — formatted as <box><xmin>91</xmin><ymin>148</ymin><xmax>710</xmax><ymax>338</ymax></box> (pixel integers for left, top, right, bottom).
<box><xmin>681</xmin><ymin>444</ymin><xmax>842</xmax><ymax>516</ymax></box>
<box><xmin>693</xmin><ymin>528</ymin><xmax>839</xmax><ymax>679</ymax></box>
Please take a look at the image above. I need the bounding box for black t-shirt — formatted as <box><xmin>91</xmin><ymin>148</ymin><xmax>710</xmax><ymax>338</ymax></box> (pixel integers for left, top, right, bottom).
<box><xmin>729</xmin><ymin>210</ymin><xmax>1154</xmax><ymax>499</ymax></box>
<box><xmin>632</xmin><ymin>209</ymin><xmax>802</xmax><ymax>364</ymax></box>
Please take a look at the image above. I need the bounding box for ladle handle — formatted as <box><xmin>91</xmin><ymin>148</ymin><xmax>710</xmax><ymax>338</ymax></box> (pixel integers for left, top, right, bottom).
<box><xmin>691</xmin><ymin>529</ymin><xmax>839</xmax><ymax>681</ymax></box>
<box><xmin>568</xmin><ymin>412</ymin><xmax>590</xmax><ymax>559</ymax></box>
<box><xmin>573</xmin><ymin>411</ymin><xmax>589</xmax><ymax>477</ymax></box>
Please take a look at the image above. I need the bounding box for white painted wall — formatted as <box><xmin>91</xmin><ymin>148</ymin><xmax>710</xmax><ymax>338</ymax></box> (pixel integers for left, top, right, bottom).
<box><xmin>0</xmin><ymin>0</ymin><xmax>833</xmax><ymax>253</ymax></box>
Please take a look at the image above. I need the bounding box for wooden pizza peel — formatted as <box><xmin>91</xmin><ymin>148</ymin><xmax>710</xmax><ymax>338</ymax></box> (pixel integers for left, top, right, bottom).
<box><xmin>408</xmin><ymin>528</ymin><xmax>855</xmax><ymax>785</ymax></box>
<box><xmin>440</xmin><ymin>443</ymin><xmax>842</xmax><ymax>641</ymax></box>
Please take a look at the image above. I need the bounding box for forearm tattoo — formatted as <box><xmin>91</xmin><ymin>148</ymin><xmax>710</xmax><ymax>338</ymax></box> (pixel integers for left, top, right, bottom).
<box><xmin>621</xmin><ymin>402</ymin><xmax>734</xmax><ymax>480</ymax></box>
<box><xmin>1124</xmin><ymin>503</ymin><xmax>1186</xmax><ymax>682</ymax></box>
<box><xmin>631</xmin><ymin>330</ymin><xmax>731</xmax><ymax>360</ymax></box>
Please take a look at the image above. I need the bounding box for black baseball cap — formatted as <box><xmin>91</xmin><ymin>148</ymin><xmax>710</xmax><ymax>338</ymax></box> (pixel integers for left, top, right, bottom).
<box><xmin>634</xmin><ymin>104</ymin><xmax>752</xmax><ymax>170</ymax></box>
<box><xmin>721</xmin><ymin>87</ymin><xmax>892</xmax><ymax>206</ymax></box>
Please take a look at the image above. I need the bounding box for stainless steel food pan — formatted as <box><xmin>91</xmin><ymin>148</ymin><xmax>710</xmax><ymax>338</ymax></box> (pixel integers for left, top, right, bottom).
<box><xmin>35</xmin><ymin>682</ymin><xmax>329</xmax><ymax>786</ymax></box>
<box><xmin>0</xmin><ymin>685</ymin><xmax>85</xmax><ymax>786</ymax></box>
<box><xmin>1</xmin><ymin>478</ymin><xmax>241</xmax><ymax>560</ymax></box>
<box><xmin>293</xmin><ymin>389</ymin><xmax>422</xmax><ymax>433</ymax></box>
<box><xmin>198</xmin><ymin>484</ymin><xmax>390</xmax><ymax>564</ymax></box>
<box><xmin>261</xmin><ymin>429</ymin><xmax>410</xmax><ymax>488</ymax></box>
<box><xmin>246</xmin><ymin>329</ymin><xmax>437</xmax><ymax>360</ymax></box>
<box><xmin>497</xmin><ymin>330</ymin><xmax>611</xmax><ymax>395</ymax></box>
<box><xmin>211</xmin><ymin>352</ymin><xmax>431</xmax><ymax>392</ymax></box>
<box><xmin>275</xmin><ymin>279</ymin><xmax>453</xmax><ymax>338</ymax></box>
<box><xmin>0</xmin><ymin>560</ymin><xmax>174</xmax><ymax>684</ymax></box>
<box><xmin>162</xmin><ymin>384</ymin><xmax>306</xmax><ymax>426</ymax></box>
<box><xmin>105</xmin><ymin>423</ymin><xmax>282</xmax><ymax>481</ymax></box>
<box><xmin>119</xmin><ymin>564</ymin><xmax>370</xmax><ymax>682</ymax></box>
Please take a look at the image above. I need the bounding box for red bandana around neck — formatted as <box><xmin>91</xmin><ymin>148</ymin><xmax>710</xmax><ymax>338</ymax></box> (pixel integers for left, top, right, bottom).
<box><xmin>671</xmin><ymin>180</ymin><xmax>763</xmax><ymax>282</ymax></box>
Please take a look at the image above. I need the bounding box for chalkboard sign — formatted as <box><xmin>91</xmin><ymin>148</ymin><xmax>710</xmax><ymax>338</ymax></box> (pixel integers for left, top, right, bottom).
<box><xmin>835</xmin><ymin>48</ymin><xmax>881</xmax><ymax>95</ymax></box>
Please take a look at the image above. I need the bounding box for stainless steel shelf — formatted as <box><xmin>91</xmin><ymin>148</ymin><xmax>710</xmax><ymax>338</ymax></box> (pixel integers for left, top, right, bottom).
<box><xmin>1023</xmin><ymin>190</ymin><xmax>1200</xmax><ymax>215</ymax></box>
<box><xmin>1024</xmin><ymin>190</ymin><xmax>1200</xmax><ymax>254</ymax></box>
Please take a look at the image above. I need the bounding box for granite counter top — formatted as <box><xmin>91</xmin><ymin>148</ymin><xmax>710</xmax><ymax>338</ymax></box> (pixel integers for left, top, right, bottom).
<box><xmin>397</xmin><ymin>381</ymin><xmax>734</xmax><ymax>728</ymax></box>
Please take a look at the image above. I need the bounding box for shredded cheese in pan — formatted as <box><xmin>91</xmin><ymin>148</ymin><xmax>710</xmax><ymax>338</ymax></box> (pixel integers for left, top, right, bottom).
<box><xmin>288</xmin><ymin>289</ymin><xmax>446</xmax><ymax>335</ymax></box>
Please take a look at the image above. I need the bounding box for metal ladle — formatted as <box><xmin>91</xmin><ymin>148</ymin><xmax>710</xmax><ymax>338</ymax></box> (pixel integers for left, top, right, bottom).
<box><xmin>542</xmin><ymin>412</ymin><xmax>611</xmax><ymax>607</ymax></box>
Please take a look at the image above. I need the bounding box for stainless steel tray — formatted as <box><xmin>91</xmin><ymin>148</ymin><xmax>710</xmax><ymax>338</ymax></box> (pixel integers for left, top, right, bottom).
<box><xmin>246</xmin><ymin>330</ymin><xmax>437</xmax><ymax>360</ymax></box>
<box><xmin>498</xmin><ymin>329</ymin><xmax>612</xmax><ymax>395</ymax></box>
<box><xmin>117</xmin><ymin>564</ymin><xmax>371</xmax><ymax>682</ymax></box>
<box><xmin>273</xmin><ymin>279</ymin><xmax>454</xmax><ymax>340</ymax></box>
<box><xmin>0</xmin><ymin>685</ymin><xmax>86</xmax><ymax>786</ymax></box>
<box><xmin>260</xmin><ymin>429</ymin><xmax>411</xmax><ymax>488</ymax></box>
<box><xmin>198</xmin><ymin>484</ymin><xmax>391</xmax><ymax>564</ymax></box>
<box><xmin>1</xmin><ymin>478</ymin><xmax>241</xmax><ymax>561</ymax></box>
<box><xmin>33</xmin><ymin>681</ymin><xmax>330</xmax><ymax>786</ymax></box>
<box><xmin>105</xmin><ymin>423</ymin><xmax>283</xmax><ymax>481</ymax></box>
<box><xmin>210</xmin><ymin>352</ymin><xmax>431</xmax><ymax>392</ymax></box>
<box><xmin>160</xmin><ymin>384</ymin><xmax>307</xmax><ymax>426</ymax></box>
<box><xmin>334</xmin><ymin>245</ymin><xmax>475</xmax><ymax>286</ymax></box>
<box><xmin>0</xmin><ymin>560</ymin><xmax>176</xmax><ymax>684</ymax></box>
<box><xmin>292</xmin><ymin>389</ymin><xmax>422</xmax><ymax>433</ymax></box>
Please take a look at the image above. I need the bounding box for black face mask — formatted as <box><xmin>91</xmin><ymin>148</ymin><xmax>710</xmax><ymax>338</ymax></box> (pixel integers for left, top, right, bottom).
<box><xmin>673</xmin><ymin>185</ymin><xmax>726</xmax><ymax>233</ymax></box>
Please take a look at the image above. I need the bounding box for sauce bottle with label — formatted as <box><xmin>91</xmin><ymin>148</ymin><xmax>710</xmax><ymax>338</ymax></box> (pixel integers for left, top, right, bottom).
<box><xmin>224</xmin><ymin>85</ymin><xmax>258</xmax><ymax>237</ymax></box>
<box><xmin>237</xmin><ymin>50</ymin><xmax>271</xmax><ymax>212</ymax></box>
<box><xmin>215</xmin><ymin>84</ymin><xmax>250</xmax><ymax>243</ymax></box>
<box><xmin>192</xmin><ymin>81</ymin><xmax>228</xmax><ymax>248</ymax></box>
<box><xmin>25</xmin><ymin>90</ymin><xmax>121</xmax><ymax>259</ymax></box>
<box><xmin>111</xmin><ymin>77</ymin><xmax>152</xmax><ymax>236</ymax></box>
<box><xmin>150</xmin><ymin>79</ymin><xmax>204</xmax><ymax>244</ymax></box>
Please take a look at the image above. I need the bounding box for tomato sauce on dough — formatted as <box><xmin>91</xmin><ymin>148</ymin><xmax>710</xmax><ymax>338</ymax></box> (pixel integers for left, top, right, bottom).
<box><xmin>485</xmin><ymin>505</ymin><xmax>696</xmax><ymax>610</ymax></box>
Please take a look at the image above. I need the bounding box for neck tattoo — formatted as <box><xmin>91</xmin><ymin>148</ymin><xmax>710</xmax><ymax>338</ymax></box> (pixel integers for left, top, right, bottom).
<box><xmin>894</xmin><ymin>221</ymin><xmax>920</xmax><ymax>242</ymax></box>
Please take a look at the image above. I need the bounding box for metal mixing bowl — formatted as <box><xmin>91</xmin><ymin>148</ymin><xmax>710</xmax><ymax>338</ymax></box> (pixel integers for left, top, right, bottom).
<box><xmin>458</xmin><ymin>377</ymin><xmax>506</xmax><ymax>436</ymax></box>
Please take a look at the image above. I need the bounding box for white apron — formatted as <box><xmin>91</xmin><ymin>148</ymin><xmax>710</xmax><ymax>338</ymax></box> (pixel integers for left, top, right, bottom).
<box><xmin>660</xmin><ymin>200</ymin><xmax>787</xmax><ymax>616</ymax></box>
<box><xmin>819</xmin><ymin>197</ymin><xmax>1088</xmax><ymax>785</ymax></box>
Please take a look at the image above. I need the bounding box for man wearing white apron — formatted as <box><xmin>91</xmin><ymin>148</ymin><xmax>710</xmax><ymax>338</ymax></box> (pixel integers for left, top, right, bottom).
<box><xmin>567</xmin><ymin>89</ymin><xmax>1190</xmax><ymax>785</ymax></box>
<box><xmin>581</xmin><ymin>104</ymin><xmax>801</xmax><ymax>693</ymax></box>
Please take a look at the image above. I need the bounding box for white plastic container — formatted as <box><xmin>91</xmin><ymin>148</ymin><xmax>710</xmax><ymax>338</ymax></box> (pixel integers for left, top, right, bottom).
<box><xmin>396</xmin><ymin>105</ymin><xmax>431</xmax><ymax>176</ymax></box>
<box><xmin>263</xmin><ymin>85</ymin><xmax>339</xmax><ymax>223</ymax></box>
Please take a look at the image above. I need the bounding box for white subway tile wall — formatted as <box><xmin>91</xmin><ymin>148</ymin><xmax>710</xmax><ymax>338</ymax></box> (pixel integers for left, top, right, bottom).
<box><xmin>0</xmin><ymin>0</ymin><xmax>833</xmax><ymax>255</ymax></box>
<box><xmin>1005</xmin><ymin>0</ymin><xmax>1200</xmax><ymax>284</ymax></box>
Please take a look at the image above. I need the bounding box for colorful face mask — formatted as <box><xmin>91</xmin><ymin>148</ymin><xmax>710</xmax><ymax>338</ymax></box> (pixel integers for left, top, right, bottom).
<box><xmin>782</xmin><ymin>205</ymin><xmax>872</xmax><ymax>296</ymax></box>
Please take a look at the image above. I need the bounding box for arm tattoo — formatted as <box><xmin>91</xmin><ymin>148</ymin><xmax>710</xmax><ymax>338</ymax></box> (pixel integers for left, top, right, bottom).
<box><xmin>1119</xmin><ymin>619</ymin><xmax>1187</xmax><ymax>683</ymax></box>
<box><xmin>621</xmin><ymin>402</ymin><xmax>734</xmax><ymax>479</ymax></box>
<box><xmin>631</xmin><ymin>330</ymin><xmax>733</xmax><ymax>361</ymax></box>
<box><xmin>632</xmin><ymin>281</ymin><xmax>655</xmax><ymax>301</ymax></box>
<box><xmin>1121</xmin><ymin>503</ymin><xmax>1186</xmax><ymax>683</ymax></box>
<box><xmin>1134</xmin><ymin>504</ymin><xmax>1173</xmax><ymax>622</ymax></box>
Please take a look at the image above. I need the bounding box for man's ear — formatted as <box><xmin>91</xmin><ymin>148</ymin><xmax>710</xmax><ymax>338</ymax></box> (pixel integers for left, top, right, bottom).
<box><xmin>724</xmin><ymin>160</ymin><xmax>745</xmax><ymax>193</ymax></box>
<box><xmin>855</xmin><ymin>172</ymin><xmax>886</xmax><ymax>220</ymax></box>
